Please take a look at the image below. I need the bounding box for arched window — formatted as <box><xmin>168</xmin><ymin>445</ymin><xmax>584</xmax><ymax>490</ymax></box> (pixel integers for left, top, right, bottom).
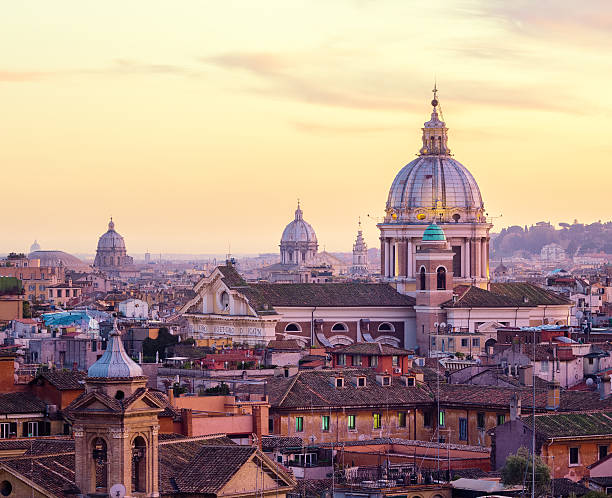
<box><xmin>132</xmin><ymin>436</ymin><xmax>147</xmax><ymax>492</ymax></box>
<box><xmin>437</xmin><ymin>267</ymin><xmax>446</xmax><ymax>290</ymax></box>
<box><xmin>284</xmin><ymin>323</ymin><xmax>301</xmax><ymax>332</ymax></box>
<box><xmin>419</xmin><ymin>267</ymin><xmax>426</xmax><ymax>290</ymax></box>
<box><xmin>92</xmin><ymin>437</ymin><xmax>108</xmax><ymax>491</ymax></box>
<box><xmin>378</xmin><ymin>322</ymin><xmax>395</xmax><ymax>332</ymax></box>
<box><xmin>331</xmin><ymin>323</ymin><xmax>348</xmax><ymax>332</ymax></box>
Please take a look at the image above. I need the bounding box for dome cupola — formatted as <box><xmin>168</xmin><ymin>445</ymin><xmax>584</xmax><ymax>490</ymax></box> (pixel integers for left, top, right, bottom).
<box><xmin>88</xmin><ymin>319</ymin><xmax>143</xmax><ymax>378</ymax></box>
<box><xmin>280</xmin><ymin>201</ymin><xmax>318</xmax><ymax>265</ymax></box>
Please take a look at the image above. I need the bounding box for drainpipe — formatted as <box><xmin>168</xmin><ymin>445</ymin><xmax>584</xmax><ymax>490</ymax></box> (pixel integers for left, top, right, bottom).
<box><xmin>310</xmin><ymin>307</ymin><xmax>317</xmax><ymax>347</ymax></box>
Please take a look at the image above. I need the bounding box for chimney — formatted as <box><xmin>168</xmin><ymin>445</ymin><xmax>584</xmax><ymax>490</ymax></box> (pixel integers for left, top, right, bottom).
<box><xmin>546</xmin><ymin>380</ymin><xmax>560</xmax><ymax>410</ymax></box>
<box><xmin>519</xmin><ymin>365</ymin><xmax>533</xmax><ymax>386</ymax></box>
<box><xmin>600</xmin><ymin>375</ymin><xmax>611</xmax><ymax>400</ymax></box>
<box><xmin>510</xmin><ymin>393</ymin><xmax>522</xmax><ymax>421</ymax></box>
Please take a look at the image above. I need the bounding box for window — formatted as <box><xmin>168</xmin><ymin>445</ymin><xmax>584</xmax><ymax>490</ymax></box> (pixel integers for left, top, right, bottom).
<box><xmin>419</xmin><ymin>267</ymin><xmax>426</xmax><ymax>290</ymax></box>
<box><xmin>541</xmin><ymin>360</ymin><xmax>549</xmax><ymax>372</ymax></box>
<box><xmin>406</xmin><ymin>377</ymin><xmax>415</xmax><ymax>387</ymax></box>
<box><xmin>353</xmin><ymin>355</ymin><xmax>362</xmax><ymax>366</ymax></box>
<box><xmin>295</xmin><ymin>417</ymin><xmax>304</xmax><ymax>432</ymax></box>
<box><xmin>269</xmin><ymin>418</ymin><xmax>274</xmax><ymax>432</ymax></box>
<box><xmin>477</xmin><ymin>412</ymin><xmax>485</xmax><ymax>430</ymax></box>
<box><xmin>381</xmin><ymin>376</ymin><xmax>391</xmax><ymax>386</ymax></box>
<box><xmin>337</xmin><ymin>354</ymin><xmax>346</xmax><ymax>366</ymax></box>
<box><xmin>392</xmin><ymin>356</ymin><xmax>399</xmax><ymax>367</ymax></box>
<box><xmin>423</xmin><ymin>411</ymin><xmax>433</xmax><ymax>427</ymax></box>
<box><xmin>439</xmin><ymin>410</ymin><xmax>445</xmax><ymax>427</ymax></box>
<box><xmin>497</xmin><ymin>414</ymin><xmax>506</xmax><ymax>425</ymax></box>
<box><xmin>347</xmin><ymin>415</ymin><xmax>356</xmax><ymax>431</ymax></box>
<box><xmin>373</xmin><ymin>413</ymin><xmax>382</xmax><ymax>429</ymax></box>
<box><xmin>0</xmin><ymin>423</ymin><xmax>9</xmax><ymax>439</ymax></box>
<box><xmin>599</xmin><ymin>445</ymin><xmax>608</xmax><ymax>460</ymax></box>
<box><xmin>378</xmin><ymin>322</ymin><xmax>394</xmax><ymax>332</ymax></box>
<box><xmin>357</xmin><ymin>377</ymin><xmax>366</xmax><ymax>387</ymax></box>
<box><xmin>436</xmin><ymin>267</ymin><xmax>446</xmax><ymax>290</ymax></box>
<box><xmin>448</xmin><ymin>338</ymin><xmax>454</xmax><ymax>349</ymax></box>
<box><xmin>472</xmin><ymin>338</ymin><xmax>480</xmax><ymax>347</ymax></box>
<box><xmin>57</xmin><ymin>289</ymin><xmax>62</xmax><ymax>297</ymax></box>
<box><xmin>398</xmin><ymin>412</ymin><xmax>407</xmax><ymax>428</ymax></box>
<box><xmin>335</xmin><ymin>377</ymin><xmax>344</xmax><ymax>388</ymax></box>
<box><xmin>332</xmin><ymin>322</ymin><xmax>348</xmax><ymax>332</ymax></box>
<box><xmin>370</xmin><ymin>355</ymin><xmax>378</xmax><ymax>367</ymax></box>
<box><xmin>26</xmin><ymin>421</ymin><xmax>38</xmax><ymax>437</ymax></box>
<box><xmin>322</xmin><ymin>415</ymin><xmax>330</xmax><ymax>432</ymax></box>
<box><xmin>569</xmin><ymin>447</ymin><xmax>579</xmax><ymax>465</ymax></box>
<box><xmin>459</xmin><ymin>418</ymin><xmax>468</xmax><ymax>441</ymax></box>
<box><xmin>285</xmin><ymin>323</ymin><xmax>301</xmax><ymax>332</ymax></box>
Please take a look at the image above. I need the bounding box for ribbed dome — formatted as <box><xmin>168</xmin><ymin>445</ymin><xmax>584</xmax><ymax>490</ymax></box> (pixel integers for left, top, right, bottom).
<box><xmin>96</xmin><ymin>219</ymin><xmax>126</xmax><ymax>250</ymax></box>
<box><xmin>88</xmin><ymin>320</ymin><xmax>143</xmax><ymax>378</ymax></box>
<box><xmin>387</xmin><ymin>156</ymin><xmax>483</xmax><ymax>215</ymax></box>
<box><xmin>281</xmin><ymin>204</ymin><xmax>317</xmax><ymax>244</ymax></box>
<box><xmin>422</xmin><ymin>222</ymin><xmax>446</xmax><ymax>241</ymax></box>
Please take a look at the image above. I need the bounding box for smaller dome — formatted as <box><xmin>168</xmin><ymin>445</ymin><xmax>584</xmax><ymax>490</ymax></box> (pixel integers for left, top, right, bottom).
<box><xmin>30</xmin><ymin>240</ymin><xmax>41</xmax><ymax>252</ymax></box>
<box><xmin>97</xmin><ymin>218</ymin><xmax>126</xmax><ymax>251</ymax></box>
<box><xmin>88</xmin><ymin>320</ymin><xmax>143</xmax><ymax>378</ymax></box>
<box><xmin>281</xmin><ymin>203</ymin><xmax>317</xmax><ymax>244</ymax></box>
<box><xmin>422</xmin><ymin>222</ymin><xmax>446</xmax><ymax>242</ymax></box>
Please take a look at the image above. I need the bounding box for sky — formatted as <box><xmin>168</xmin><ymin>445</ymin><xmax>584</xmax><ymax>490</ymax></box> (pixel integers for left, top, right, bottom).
<box><xmin>2</xmin><ymin>0</ymin><xmax>611</xmax><ymax>255</ymax></box>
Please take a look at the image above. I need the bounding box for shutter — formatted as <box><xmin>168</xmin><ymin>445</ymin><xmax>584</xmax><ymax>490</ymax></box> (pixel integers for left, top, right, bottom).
<box><xmin>22</xmin><ymin>422</ymin><xmax>28</xmax><ymax>437</ymax></box>
<box><xmin>9</xmin><ymin>422</ymin><xmax>16</xmax><ymax>437</ymax></box>
<box><xmin>45</xmin><ymin>422</ymin><xmax>51</xmax><ymax>436</ymax></box>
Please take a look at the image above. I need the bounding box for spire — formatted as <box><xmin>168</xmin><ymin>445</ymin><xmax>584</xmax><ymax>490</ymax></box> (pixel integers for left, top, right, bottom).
<box><xmin>419</xmin><ymin>85</ymin><xmax>451</xmax><ymax>156</ymax></box>
<box><xmin>295</xmin><ymin>199</ymin><xmax>303</xmax><ymax>221</ymax></box>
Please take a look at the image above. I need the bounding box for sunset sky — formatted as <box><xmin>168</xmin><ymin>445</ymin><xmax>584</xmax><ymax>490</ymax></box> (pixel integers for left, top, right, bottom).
<box><xmin>2</xmin><ymin>1</ymin><xmax>611</xmax><ymax>256</ymax></box>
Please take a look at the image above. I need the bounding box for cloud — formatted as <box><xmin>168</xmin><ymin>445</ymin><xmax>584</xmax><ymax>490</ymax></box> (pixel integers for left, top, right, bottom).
<box><xmin>292</xmin><ymin>121</ymin><xmax>404</xmax><ymax>135</ymax></box>
<box><xmin>0</xmin><ymin>71</ymin><xmax>47</xmax><ymax>82</ymax></box>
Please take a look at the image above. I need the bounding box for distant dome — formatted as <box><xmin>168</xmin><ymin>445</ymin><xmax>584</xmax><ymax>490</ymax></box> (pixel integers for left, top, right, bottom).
<box><xmin>96</xmin><ymin>218</ymin><xmax>126</xmax><ymax>251</ymax></box>
<box><xmin>422</xmin><ymin>222</ymin><xmax>446</xmax><ymax>242</ymax></box>
<box><xmin>281</xmin><ymin>203</ymin><xmax>317</xmax><ymax>244</ymax></box>
<box><xmin>88</xmin><ymin>320</ymin><xmax>143</xmax><ymax>378</ymax></box>
<box><xmin>28</xmin><ymin>250</ymin><xmax>87</xmax><ymax>269</ymax></box>
<box><xmin>30</xmin><ymin>240</ymin><xmax>41</xmax><ymax>252</ymax></box>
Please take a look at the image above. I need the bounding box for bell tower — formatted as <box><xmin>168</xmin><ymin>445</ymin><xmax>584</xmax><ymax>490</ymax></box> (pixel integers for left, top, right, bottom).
<box><xmin>414</xmin><ymin>222</ymin><xmax>454</xmax><ymax>354</ymax></box>
<box><xmin>72</xmin><ymin>320</ymin><xmax>164</xmax><ymax>497</ymax></box>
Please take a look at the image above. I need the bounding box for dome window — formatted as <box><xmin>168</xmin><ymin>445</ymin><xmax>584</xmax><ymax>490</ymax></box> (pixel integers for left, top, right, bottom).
<box><xmin>284</xmin><ymin>323</ymin><xmax>301</xmax><ymax>332</ymax></box>
<box><xmin>331</xmin><ymin>323</ymin><xmax>348</xmax><ymax>332</ymax></box>
<box><xmin>378</xmin><ymin>322</ymin><xmax>395</xmax><ymax>332</ymax></box>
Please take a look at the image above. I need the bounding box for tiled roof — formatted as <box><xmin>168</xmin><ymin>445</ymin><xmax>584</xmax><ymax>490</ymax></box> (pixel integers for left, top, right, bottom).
<box><xmin>248</xmin><ymin>283</ymin><xmax>416</xmax><ymax>308</ymax></box>
<box><xmin>443</xmin><ymin>282</ymin><xmax>571</xmax><ymax>308</ymax></box>
<box><xmin>261</xmin><ymin>436</ymin><xmax>303</xmax><ymax>450</ymax></box>
<box><xmin>0</xmin><ymin>393</ymin><xmax>46</xmax><ymax>415</ymax></box>
<box><xmin>267</xmin><ymin>369</ymin><xmax>433</xmax><ymax>410</ymax></box>
<box><xmin>35</xmin><ymin>370</ymin><xmax>87</xmax><ymax>390</ymax></box>
<box><xmin>218</xmin><ymin>265</ymin><xmax>248</xmax><ymax>288</ymax></box>
<box><xmin>1</xmin><ymin>453</ymin><xmax>79</xmax><ymax>496</ymax></box>
<box><xmin>436</xmin><ymin>383</ymin><xmax>612</xmax><ymax>412</ymax></box>
<box><xmin>267</xmin><ymin>340</ymin><xmax>303</xmax><ymax>351</ymax></box>
<box><xmin>522</xmin><ymin>411</ymin><xmax>612</xmax><ymax>438</ymax></box>
<box><xmin>148</xmin><ymin>390</ymin><xmax>181</xmax><ymax>419</ymax></box>
<box><xmin>550</xmin><ymin>478</ymin><xmax>589</xmax><ymax>497</ymax></box>
<box><xmin>332</xmin><ymin>343</ymin><xmax>412</xmax><ymax>356</ymax></box>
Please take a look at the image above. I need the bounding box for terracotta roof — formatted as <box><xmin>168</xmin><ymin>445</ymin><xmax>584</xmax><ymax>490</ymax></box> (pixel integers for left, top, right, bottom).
<box><xmin>267</xmin><ymin>369</ymin><xmax>433</xmax><ymax>410</ymax></box>
<box><xmin>332</xmin><ymin>343</ymin><xmax>412</xmax><ymax>356</ymax></box>
<box><xmin>267</xmin><ymin>340</ymin><xmax>302</xmax><ymax>351</ymax></box>
<box><xmin>0</xmin><ymin>453</ymin><xmax>80</xmax><ymax>496</ymax></box>
<box><xmin>34</xmin><ymin>370</ymin><xmax>87</xmax><ymax>390</ymax></box>
<box><xmin>0</xmin><ymin>393</ymin><xmax>46</xmax><ymax>415</ymax></box>
<box><xmin>550</xmin><ymin>478</ymin><xmax>589</xmax><ymax>497</ymax></box>
<box><xmin>248</xmin><ymin>283</ymin><xmax>415</xmax><ymax>308</ymax></box>
<box><xmin>261</xmin><ymin>436</ymin><xmax>304</xmax><ymax>450</ymax></box>
<box><xmin>522</xmin><ymin>411</ymin><xmax>612</xmax><ymax>438</ymax></box>
<box><xmin>217</xmin><ymin>265</ymin><xmax>248</xmax><ymax>289</ymax></box>
<box><xmin>443</xmin><ymin>282</ymin><xmax>571</xmax><ymax>308</ymax></box>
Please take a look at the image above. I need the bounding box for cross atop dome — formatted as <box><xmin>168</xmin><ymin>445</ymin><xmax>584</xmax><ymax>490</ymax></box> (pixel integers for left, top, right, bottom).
<box><xmin>419</xmin><ymin>86</ymin><xmax>451</xmax><ymax>156</ymax></box>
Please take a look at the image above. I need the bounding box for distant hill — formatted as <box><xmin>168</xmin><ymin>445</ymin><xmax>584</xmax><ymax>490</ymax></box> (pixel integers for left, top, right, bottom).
<box><xmin>491</xmin><ymin>221</ymin><xmax>612</xmax><ymax>258</ymax></box>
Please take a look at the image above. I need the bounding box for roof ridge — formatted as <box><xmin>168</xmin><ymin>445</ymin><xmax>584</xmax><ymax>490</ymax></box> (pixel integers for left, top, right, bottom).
<box><xmin>277</xmin><ymin>371</ymin><xmax>302</xmax><ymax>407</ymax></box>
<box><xmin>158</xmin><ymin>433</ymin><xmax>229</xmax><ymax>445</ymax></box>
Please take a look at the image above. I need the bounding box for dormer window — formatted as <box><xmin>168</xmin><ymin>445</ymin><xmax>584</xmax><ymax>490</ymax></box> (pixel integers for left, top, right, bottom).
<box><xmin>335</xmin><ymin>377</ymin><xmax>344</xmax><ymax>388</ymax></box>
<box><xmin>406</xmin><ymin>377</ymin><xmax>415</xmax><ymax>387</ymax></box>
<box><xmin>377</xmin><ymin>374</ymin><xmax>391</xmax><ymax>386</ymax></box>
<box><xmin>357</xmin><ymin>376</ymin><xmax>366</xmax><ymax>387</ymax></box>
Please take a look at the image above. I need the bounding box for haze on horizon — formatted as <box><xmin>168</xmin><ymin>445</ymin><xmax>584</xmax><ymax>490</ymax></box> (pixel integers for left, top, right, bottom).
<box><xmin>2</xmin><ymin>1</ymin><xmax>611</xmax><ymax>256</ymax></box>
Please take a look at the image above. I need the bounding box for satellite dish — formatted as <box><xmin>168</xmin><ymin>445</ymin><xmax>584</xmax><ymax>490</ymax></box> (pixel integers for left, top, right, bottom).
<box><xmin>110</xmin><ymin>484</ymin><xmax>126</xmax><ymax>498</ymax></box>
<box><xmin>440</xmin><ymin>322</ymin><xmax>447</xmax><ymax>329</ymax></box>
<box><xmin>433</xmin><ymin>322</ymin><xmax>439</xmax><ymax>328</ymax></box>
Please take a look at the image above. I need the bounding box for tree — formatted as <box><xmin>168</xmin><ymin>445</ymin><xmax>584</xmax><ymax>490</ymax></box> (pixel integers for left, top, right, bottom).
<box><xmin>22</xmin><ymin>301</ymin><xmax>31</xmax><ymax>319</ymax></box>
<box><xmin>142</xmin><ymin>327</ymin><xmax>178</xmax><ymax>361</ymax></box>
<box><xmin>501</xmin><ymin>447</ymin><xmax>550</xmax><ymax>497</ymax></box>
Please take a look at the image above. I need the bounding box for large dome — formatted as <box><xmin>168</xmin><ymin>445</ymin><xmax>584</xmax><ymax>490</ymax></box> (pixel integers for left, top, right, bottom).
<box><xmin>384</xmin><ymin>92</ymin><xmax>485</xmax><ymax>224</ymax></box>
<box><xmin>97</xmin><ymin>219</ymin><xmax>126</xmax><ymax>250</ymax></box>
<box><xmin>28</xmin><ymin>250</ymin><xmax>88</xmax><ymax>269</ymax></box>
<box><xmin>387</xmin><ymin>156</ymin><xmax>483</xmax><ymax>216</ymax></box>
<box><xmin>281</xmin><ymin>203</ymin><xmax>317</xmax><ymax>244</ymax></box>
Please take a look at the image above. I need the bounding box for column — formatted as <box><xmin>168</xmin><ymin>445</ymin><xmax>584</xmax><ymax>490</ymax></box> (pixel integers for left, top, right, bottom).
<box><xmin>460</xmin><ymin>240</ymin><xmax>466</xmax><ymax>278</ymax></box>
<box><xmin>475</xmin><ymin>240</ymin><xmax>481</xmax><ymax>279</ymax></box>
<box><xmin>384</xmin><ymin>239</ymin><xmax>390</xmax><ymax>278</ymax></box>
<box><xmin>398</xmin><ymin>239</ymin><xmax>407</xmax><ymax>277</ymax></box>
<box><xmin>407</xmin><ymin>240</ymin><xmax>413</xmax><ymax>278</ymax></box>
<box><xmin>481</xmin><ymin>239</ymin><xmax>487</xmax><ymax>278</ymax></box>
<box><xmin>465</xmin><ymin>240</ymin><xmax>471</xmax><ymax>278</ymax></box>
